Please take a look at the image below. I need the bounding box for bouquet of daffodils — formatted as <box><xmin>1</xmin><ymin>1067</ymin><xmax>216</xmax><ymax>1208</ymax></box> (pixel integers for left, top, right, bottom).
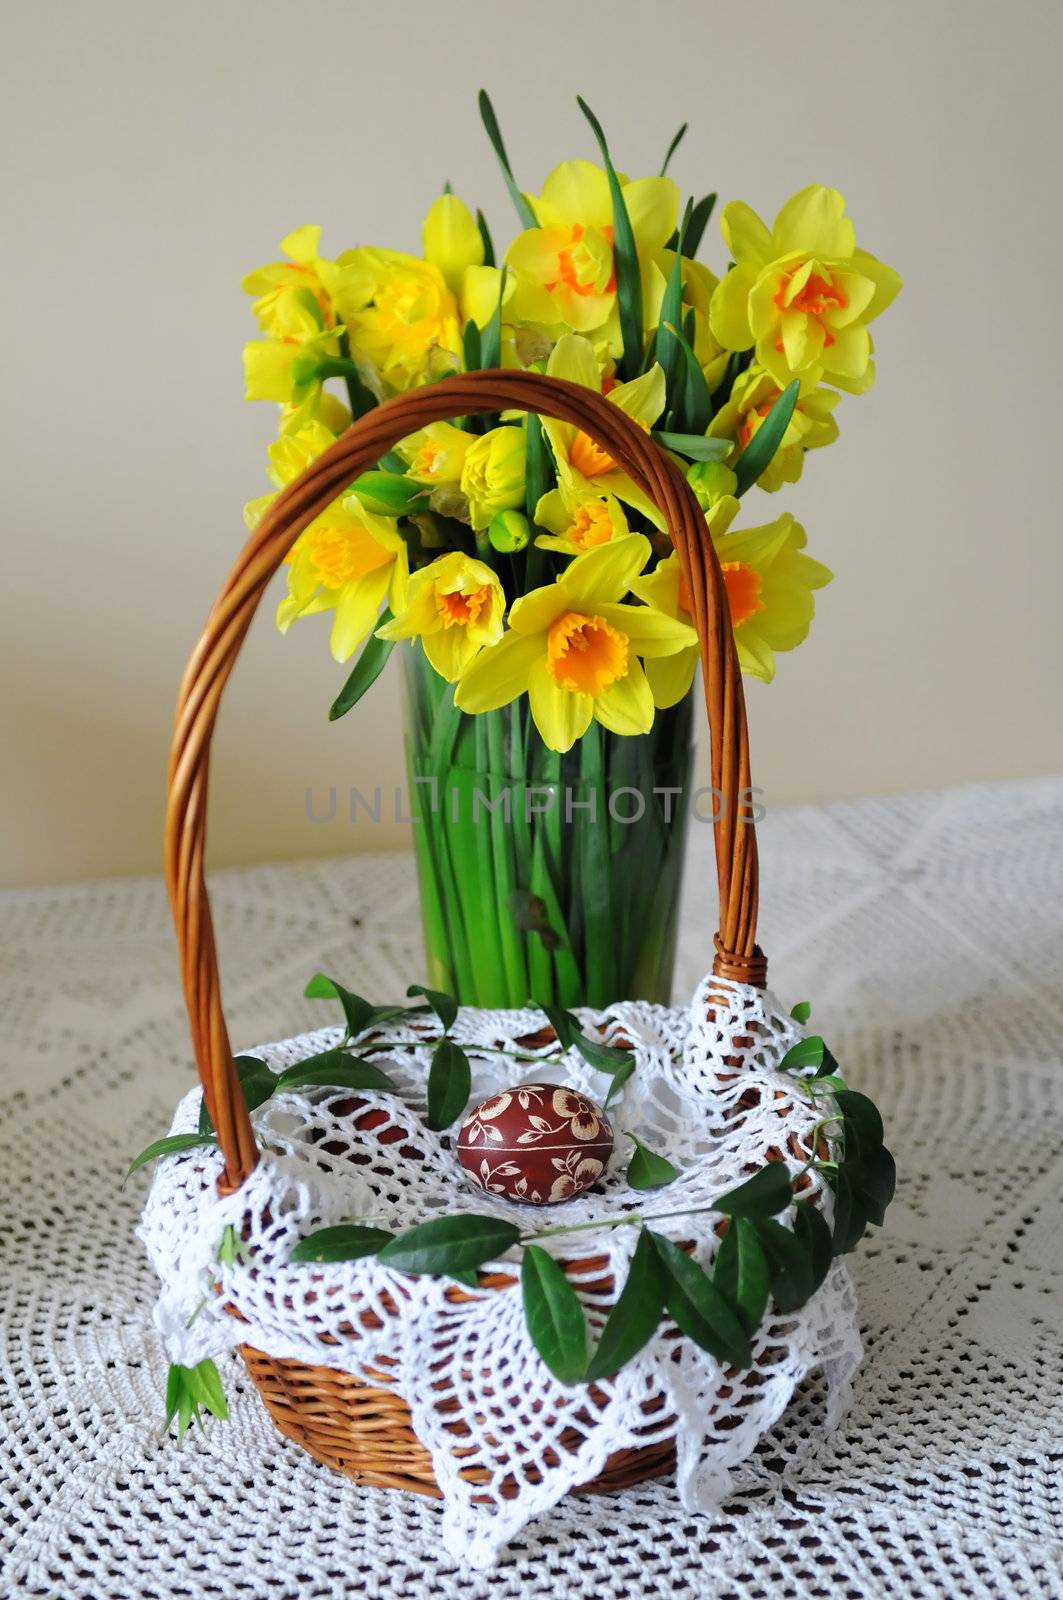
<box><xmin>243</xmin><ymin>93</ymin><xmax>900</xmax><ymax>745</ymax></box>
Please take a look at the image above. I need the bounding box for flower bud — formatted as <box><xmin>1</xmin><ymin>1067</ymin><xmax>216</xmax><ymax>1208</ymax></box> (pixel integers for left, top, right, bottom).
<box><xmin>460</xmin><ymin>425</ymin><xmax>526</xmax><ymax>531</ymax></box>
<box><xmin>488</xmin><ymin>509</ymin><xmax>530</xmax><ymax>553</ymax></box>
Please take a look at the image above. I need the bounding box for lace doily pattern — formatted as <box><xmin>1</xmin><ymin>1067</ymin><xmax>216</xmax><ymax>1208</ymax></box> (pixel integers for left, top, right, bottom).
<box><xmin>138</xmin><ymin>977</ymin><xmax>861</xmax><ymax>1566</ymax></box>
<box><xmin>5</xmin><ymin>777</ymin><xmax>1063</xmax><ymax>1598</ymax></box>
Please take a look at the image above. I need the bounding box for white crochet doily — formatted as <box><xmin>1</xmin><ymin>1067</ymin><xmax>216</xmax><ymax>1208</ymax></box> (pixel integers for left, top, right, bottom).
<box><xmin>139</xmin><ymin>974</ymin><xmax>861</xmax><ymax>1567</ymax></box>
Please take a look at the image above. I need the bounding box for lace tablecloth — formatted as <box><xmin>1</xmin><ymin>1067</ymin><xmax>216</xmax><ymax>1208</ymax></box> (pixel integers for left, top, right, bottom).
<box><xmin>2</xmin><ymin>775</ymin><xmax>1061</xmax><ymax>1600</ymax></box>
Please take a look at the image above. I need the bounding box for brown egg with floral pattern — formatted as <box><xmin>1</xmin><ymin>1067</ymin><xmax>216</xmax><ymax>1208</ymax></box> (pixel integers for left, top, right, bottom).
<box><xmin>456</xmin><ymin>1082</ymin><xmax>613</xmax><ymax>1205</ymax></box>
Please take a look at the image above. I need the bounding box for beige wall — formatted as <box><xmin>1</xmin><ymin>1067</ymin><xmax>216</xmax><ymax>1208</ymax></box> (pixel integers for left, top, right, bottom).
<box><xmin>3</xmin><ymin>0</ymin><xmax>1061</xmax><ymax>889</ymax></box>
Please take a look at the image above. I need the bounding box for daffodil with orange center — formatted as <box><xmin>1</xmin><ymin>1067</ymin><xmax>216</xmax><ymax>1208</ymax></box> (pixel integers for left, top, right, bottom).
<box><xmin>709</xmin><ymin>185</ymin><xmax>901</xmax><ymax>393</ymax></box>
<box><xmin>537</xmin><ymin>334</ymin><xmax>667</xmax><ymax>529</ymax></box>
<box><xmin>709</xmin><ymin>364</ymin><xmax>840</xmax><ymax>491</ymax></box>
<box><xmin>454</xmin><ymin>535</ymin><xmax>696</xmax><ymax>753</ymax></box>
<box><xmin>276</xmin><ymin>494</ymin><xmax>408</xmax><ymax>662</ymax></box>
<box><xmin>631</xmin><ymin>499</ymin><xmax>832</xmax><ymax>693</ymax></box>
<box><xmin>376</xmin><ymin>552</ymin><xmax>505</xmax><ymax>681</ymax></box>
<box><xmin>242</xmin><ymin>225</ymin><xmax>362</xmax><ymax>338</ymax></box>
<box><xmin>506</xmin><ymin>160</ymin><xmax>679</xmax><ymax>352</ymax></box>
<box><xmin>533</xmin><ymin>479</ymin><xmax>630</xmax><ymax>556</ymax></box>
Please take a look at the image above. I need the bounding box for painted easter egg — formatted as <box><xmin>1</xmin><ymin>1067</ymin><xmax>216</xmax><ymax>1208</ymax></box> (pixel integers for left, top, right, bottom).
<box><xmin>456</xmin><ymin>1083</ymin><xmax>613</xmax><ymax>1205</ymax></box>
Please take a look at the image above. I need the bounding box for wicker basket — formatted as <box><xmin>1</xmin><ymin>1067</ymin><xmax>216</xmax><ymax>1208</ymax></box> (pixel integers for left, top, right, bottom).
<box><xmin>165</xmin><ymin>370</ymin><xmax>766</xmax><ymax>1498</ymax></box>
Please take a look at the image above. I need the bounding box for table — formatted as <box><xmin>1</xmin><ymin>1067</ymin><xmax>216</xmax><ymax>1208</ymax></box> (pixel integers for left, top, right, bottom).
<box><xmin>2</xmin><ymin>775</ymin><xmax>1061</xmax><ymax>1599</ymax></box>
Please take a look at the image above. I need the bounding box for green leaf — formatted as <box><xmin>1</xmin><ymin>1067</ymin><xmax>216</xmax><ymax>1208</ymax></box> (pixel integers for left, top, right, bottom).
<box><xmin>810</xmin><ymin>1074</ymin><xmax>849</xmax><ymax>1095</ymax></box>
<box><xmin>276</xmin><ymin>1052</ymin><xmax>397</xmax><ymax>1094</ymax></box>
<box><xmin>289</xmin><ymin>1223</ymin><xmax>394</xmax><ymax>1263</ymax></box>
<box><xmin>186</xmin><ymin>1357</ymin><xmax>228</xmax><ymax>1420</ymax></box>
<box><xmin>406</xmin><ymin>984</ymin><xmax>459</xmax><ymax>1032</ymax></box>
<box><xmin>755</xmin><ymin>1218</ymin><xmax>815</xmax><ymax>1312</ymax></box>
<box><xmin>538</xmin><ymin>1001</ymin><xmax>576</xmax><ymax>1050</ymax></box>
<box><xmin>478</xmin><ymin>89</ymin><xmax>537</xmax><ymax>229</ymax></box>
<box><xmin>793</xmin><ymin>1200</ymin><xmax>834</xmax><ymax>1294</ymax></box>
<box><xmin>524</xmin><ymin>412</ymin><xmax>554</xmax><ymax>522</ymax></box>
<box><xmin>199</xmin><ymin>1054</ymin><xmax>277</xmax><ymax>1134</ymax></box>
<box><xmin>834</xmin><ymin>1089</ymin><xmax>884</xmax><ymax>1156</ymax></box>
<box><xmin>377</xmin><ymin>1214</ymin><xmax>521</xmax><ymax>1276</ymax></box>
<box><xmin>348</xmin><ymin>472</ymin><xmax>428</xmax><ymax>517</ymax></box>
<box><xmin>426</xmin><ymin>1039</ymin><xmax>472</xmax><ymax>1131</ymax></box>
<box><xmin>648</xmin><ymin>1230</ymin><xmax>751</xmax><ymax>1367</ymax></box>
<box><xmin>163</xmin><ymin>1359</ymin><xmax>227</xmax><ymax>1440</ymax></box>
<box><xmin>217</xmin><ymin>1225</ymin><xmax>238</xmax><ymax>1267</ymax></box>
<box><xmin>480</xmin><ymin>266</ymin><xmax>507</xmax><ymax>370</ymax></box>
<box><xmin>125</xmin><ymin>1132</ymin><xmax>217</xmax><ymax>1185</ymax></box>
<box><xmin>790</xmin><ymin>1000</ymin><xmax>812</xmax><ymax>1024</ymax></box>
<box><xmin>521</xmin><ymin>1245</ymin><xmax>588</xmax><ymax>1383</ymax></box>
<box><xmin>625</xmin><ymin>1132</ymin><xmax>678</xmax><ymax>1191</ymax></box>
<box><xmin>602</xmin><ymin>1054</ymin><xmax>635</xmax><ymax>1110</ymax></box>
<box><xmin>712</xmin><ymin>1216</ymin><xmax>770</xmax><ymax>1335</ymax></box>
<box><xmin>577</xmin><ymin>97</ymin><xmax>643</xmax><ymax>379</ymax></box>
<box><xmin>681</xmin><ymin>193</ymin><xmax>717</xmax><ymax>259</ymax></box>
<box><xmin>712</xmin><ymin>1161</ymin><xmax>793</xmax><ymax>1219</ymax></box>
<box><xmin>733</xmin><ymin>379</ymin><xmax>800</xmax><ymax>496</ymax></box>
<box><xmin>659</xmin><ymin>120</ymin><xmax>687</xmax><ymax>176</ymax></box>
<box><xmin>304</xmin><ymin>974</ymin><xmax>374</xmax><ymax>1036</ymax></box>
<box><xmin>462</xmin><ymin>318</ymin><xmax>482</xmax><ymax>372</ymax></box>
<box><xmin>652</xmin><ymin>430</ymin><xmax>732</xmax><ymax>462</ymax></box>
<box><xmin>585</xmin><ymin>1229</ymin><xmax>666</xmax><ymax>1382</ymax></box>
<box><xmin>666</xmin><ymin>320</ymin><xmax>713</xmax><ymax>435</ymax></box>
<box><xmin>476</xmin><ymin>208</ymin><xmax>495</xmax><ymax>268</ymax></box>
<box><xmin>651</xmin><ymin>198</ymin><xmax>689</xmax><ymax>403</ymax></box>
<box><xmin>779</xmin><ymin>1034</ymin><xmax>823</xmax><ymax>1072</ymax></box>
<box><xmin>328</xmin><ymin>615</ymin><xmax>396</xmax><ymax>721</ymax></box>
<box><xmin>851</xmin><ymin>1145</ymin><xmax>896</xmax><ymax>1225</ymax></box>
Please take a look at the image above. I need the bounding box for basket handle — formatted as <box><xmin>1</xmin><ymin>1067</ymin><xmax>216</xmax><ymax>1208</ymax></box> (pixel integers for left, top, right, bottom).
<box><xmin>166</xmin><ymin>369</ymin><xmax>765</xmax><ymax>1190</ymax></box>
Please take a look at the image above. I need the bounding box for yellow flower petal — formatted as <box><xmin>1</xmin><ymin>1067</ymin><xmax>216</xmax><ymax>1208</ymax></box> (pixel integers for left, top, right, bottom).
<box><xmin>849</xmin><ymin>249</ymin><xmax>903</xmax><ymax>320</ymax></box>
<box><xmin>454</xmin><ymin>630</ymin><xmax>543</xmax><ymax>713</ymax></box>
<box><xmin>560</xmin><ymin>533</ymin><xmax>651</xmax><ymax>609</ymax></box>
<box><xmin>593</xmin><ymin>657</ymin><xmax>654</xmax><ymax>737</ymax></box>
<box><xmin>645</xmin><ymin>648</ymin><xmax>698</xmax><ymax>709</ymax></box>
<box><xmin>546</xmin><ymin>333</ymin><xmax>603</xmax><ymax>391</ymax></box>
<box><xmin>595</xmin><ymin>603</ymin><xmax>697</xmax><ymax>658</ymax></box>
<box><xmin>422</xmin><ymin>193</ymin><xmax>483</xmax><ymax>293</ymax></box>
<box><xmin>329</xmin><ymin>562</ymin><xmax>392</xmax><ymax>662</ymax></box>
<box><xmin>772</xmin><ymin>185</ymin><xmax>855</xmax><ymax>259</ymax></box>
<box><xmin>622</xmin><ymin>176</ymin><xmax>680</xmax><ymax>253</ymax></box>
<box><xmin>608</xmin><ymin>363</ymin><xmax>666</xmax><ymax>430</ymax></box>
<box><xmin>536</xmin><ymin>160</ymin><xmax>612</xmax><ymax>228</ymax></box>
<box><xmin>527</xmin><ymin>657</ymin><xmax>594</xmax><ymax>752</ymax></box>
<box><xmin>720</xmin><ymin>200</ymin><xmax>774</xmax><ymax>267</ymax></box>
<box><xmin>709</xmin><ymin>263</ymin><xmax>757</xmax><ymax>351</ymax></box>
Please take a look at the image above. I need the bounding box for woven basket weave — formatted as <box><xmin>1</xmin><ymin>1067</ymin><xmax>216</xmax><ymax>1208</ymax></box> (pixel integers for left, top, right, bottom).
<box><xmin>164</xmin><ymin>370</ymin><xmax>766</xmax><ymax>1497</ymax></box>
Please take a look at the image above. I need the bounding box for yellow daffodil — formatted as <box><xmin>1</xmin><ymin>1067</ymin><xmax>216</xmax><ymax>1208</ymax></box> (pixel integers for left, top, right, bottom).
<box><xmin>397</xmin><ymin>421</ymin><xmax>473</xmax><ymax>487</ymax></box>
<box><xmin>242</xmin><ymin>225</ymin><xmax>351</xmax><ymax>338</ymax></box>
<box><xmin>459</xmin><ymin>425</ymin><xmax>526</xmax><ymax>531</ymax></box>
<box><xmin>534</xmin><ymin>479</ymin><xmax>630</xmax><ymax>556</ymax></box>
<box><xmin>709</xmin><ymin>365</ymin><xmax>840</xmax><ymax>491</ymax></box>
<box><xmin>244</xmin><ymin>417</ymin><xmax>345</xmax><ymax>531</ymax></box>
<box><xmin>632</xmin><ymin>500</ymin><xmax>832</xmax><ymax>688</ymax></box>
<box><xmin>454</xmin><ymin>535</ymin><xmax>696</xmax><ymax>752</ymax></box>
<box><xmin>709</xmin><ymin>185</ymin><xmax>901</xmax><ymax>393</ymax></box>
<box><xmin>339</xmin><ymin>248</ymin><xmax>462</xmax><ymax>392</ymax></box>
<box><xmin>539</xmin><ymin>334</ymin><xmax>667</xmax><ymax>528</ymax></box>
<box><xmin>420</xmin><ymin>191</ymin><xmax>514</xmax><ymax>332</ymax></box>
<box><xmin>243</xmin><ymin>326</ymin><xmax>338</xmax><ymax>406</ymax></box>
<box><xmin>376</xmin><ymin>551</ymin><xmax>505</xmax><ymax>680</ymax></box>
<box><xmin>276</xmin><ymin>494</ymin><xmax>408</xmax><ymax>662</ymax></box>
<box><xmin>506</xmin><ymin>160</ymin><xmax>679</xmax><ymax>345</ymax></box>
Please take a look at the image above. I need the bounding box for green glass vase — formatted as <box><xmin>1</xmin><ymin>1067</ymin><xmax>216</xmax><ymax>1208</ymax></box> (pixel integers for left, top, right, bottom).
<box><xmin>401</xmin><ymin>643</ymin><xmax>694</xmax><ymax>1010</ymax></box>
